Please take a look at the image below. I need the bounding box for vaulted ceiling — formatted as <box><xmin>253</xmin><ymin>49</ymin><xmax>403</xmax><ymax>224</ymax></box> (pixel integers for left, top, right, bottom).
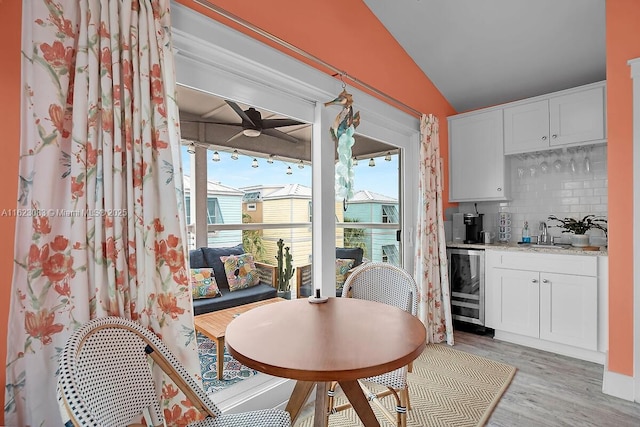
<box><xmin>363</xmin><ymin>0</ymin><xmax>606</xmax><ymax>113</ymax></box>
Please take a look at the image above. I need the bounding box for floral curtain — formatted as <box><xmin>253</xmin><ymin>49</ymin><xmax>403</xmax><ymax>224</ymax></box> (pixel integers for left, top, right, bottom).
<box><xmin>414</xmin><ymin>114</ymin><xmax>454</xmax><ymax>345</ymax></box>
<box><xmin>5</xmin><ymin>1</ymin><xmax>201</xmax><ymax>425</ymax></box>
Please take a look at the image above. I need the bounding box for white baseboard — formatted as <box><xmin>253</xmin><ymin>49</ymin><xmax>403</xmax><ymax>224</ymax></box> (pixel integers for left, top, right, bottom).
<box><xmin>493</xmin><ymin>330</ymin><xmax>606</xmax><ymax>364</ymax></box>
<box><xmin>209</xmin><ymin>374</ymin><xmax>296</xmax><ymax>414</ymax></box>
<box><xmin>602</xmin><ymin>355</ymin><xmax>635</xmax><ymax>401</ymax></box>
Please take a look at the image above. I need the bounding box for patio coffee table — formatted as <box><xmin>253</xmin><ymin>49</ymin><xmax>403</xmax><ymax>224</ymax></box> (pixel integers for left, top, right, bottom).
<box><xmin>194</xmin><ymin>297</ymin><xmax>285</xmax><ymax>380</ymax></box>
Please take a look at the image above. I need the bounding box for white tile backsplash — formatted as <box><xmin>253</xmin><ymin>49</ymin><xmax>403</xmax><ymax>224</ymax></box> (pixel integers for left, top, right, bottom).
<box><xmin>457</xmin><ymin>144</ymin><xmax>608</xmax><ymax>243</ymax></box>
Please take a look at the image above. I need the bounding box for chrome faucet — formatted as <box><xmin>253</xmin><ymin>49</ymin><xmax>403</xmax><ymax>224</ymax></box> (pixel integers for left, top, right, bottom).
<box><xmin>538</xmin><ymin>221</ymin><xmax>549</xmax><ymax>244</ymax></box>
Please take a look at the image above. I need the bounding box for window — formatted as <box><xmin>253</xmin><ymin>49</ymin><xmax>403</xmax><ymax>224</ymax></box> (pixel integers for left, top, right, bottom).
<box><xmin>243</xmin><ymin>191</ymin><xmax>261</xmax><ymax>202</ymax></box>
<box><xmin>382</xmin><ymin>244</ymin><xmax>400</xmax><ymax>266</ymax></box>
<box><xmin>338</xmin><ymin>152</ymin><xmax>401</xmax><ymax>265</ymax></box>
<box><xmin>207</xmin><ymin>198</ymin><xmax>223</xmax><ymax>224</ymax></box>
<box><xmin>185</xmin><ymin>195</ymin><xmax>191</xmax><ymax>224</ymax></box>
<box><xmin>382</xmin><ymin>205</ymin><xmax>398</xmax><ymax>224</ymax></box>
<box><xmin>185</xmin><ymin>195</ymin><xmax>223</xmax><ymax>224</ymax></box>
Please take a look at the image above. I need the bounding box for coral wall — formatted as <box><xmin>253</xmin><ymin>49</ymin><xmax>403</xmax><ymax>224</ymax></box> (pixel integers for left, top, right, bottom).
<box><xmin>605</xmin><ymin>0</ymin><xmax>640</xmax><ymax>375</ymax></box>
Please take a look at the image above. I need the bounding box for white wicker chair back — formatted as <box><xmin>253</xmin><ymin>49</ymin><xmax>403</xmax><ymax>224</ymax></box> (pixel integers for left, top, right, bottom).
<box><xmin>57</xmin><ymin>316</ymin><xmax>291</xmax><ymax>427</ymax></box>
<box><xmin>342</xmin><ymin>262</ymin><xmax>418</xmax><ymax>316</ymax></box>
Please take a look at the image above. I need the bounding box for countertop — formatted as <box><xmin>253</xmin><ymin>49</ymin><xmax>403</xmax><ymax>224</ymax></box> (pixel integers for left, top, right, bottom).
<box><xmin>446</xmin><ymin>241</ymin><xmax>608</xmax><ymax>256</ymax></box>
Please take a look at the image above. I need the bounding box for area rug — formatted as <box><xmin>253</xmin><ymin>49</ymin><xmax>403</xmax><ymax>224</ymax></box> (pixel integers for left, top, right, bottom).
<box><xmin>197</xmin><ymin>332</ymin><xmax>259</xmax><ymax>394</ymax></box>
<box><xmin>295</xmin><ymin>344</ymin><xmax>516</xmax><ymax>427</ymax></box>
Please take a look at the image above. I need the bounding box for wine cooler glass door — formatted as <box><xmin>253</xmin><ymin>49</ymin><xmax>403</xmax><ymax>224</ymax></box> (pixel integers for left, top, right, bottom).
<box><xmin>447</xmin><ymin>248</ymin><xmax>485</xmax><ymax>326</ymax></box>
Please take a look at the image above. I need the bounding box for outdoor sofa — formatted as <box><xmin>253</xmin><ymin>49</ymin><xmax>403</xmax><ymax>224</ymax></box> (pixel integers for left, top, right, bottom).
<box><xmin>189</xmin><ymin>244</ymin><xmax>278</xmax><ymax>315</ymax></box>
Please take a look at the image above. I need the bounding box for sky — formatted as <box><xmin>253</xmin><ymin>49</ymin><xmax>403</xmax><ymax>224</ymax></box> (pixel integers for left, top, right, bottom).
<box><xmin>180</xmin><ymin>146</ymin><xmax>400</xmax><ymax>199</ymax></box>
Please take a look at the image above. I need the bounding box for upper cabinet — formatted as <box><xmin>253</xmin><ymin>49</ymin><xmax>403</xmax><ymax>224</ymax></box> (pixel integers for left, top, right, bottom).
<box><xmin>504</xmin><ymin>82</ymin><xmax>606</xmax><ymax>155</ymax></box>
<box><xmin>449</xmin><ymin>109</ymin><xmax>508</xmax><ymax>202</ymax></box>
<box><xmin>447</xmin><ymin>81</ymin><xmax>606</xmax><ymax>202</ymax></box>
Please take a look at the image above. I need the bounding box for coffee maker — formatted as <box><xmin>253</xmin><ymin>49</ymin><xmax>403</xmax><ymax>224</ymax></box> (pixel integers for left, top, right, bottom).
<box><xmin>463</xmin><ymin>213</ymin><xmax>483</xmax><ymax>244</ymax></box>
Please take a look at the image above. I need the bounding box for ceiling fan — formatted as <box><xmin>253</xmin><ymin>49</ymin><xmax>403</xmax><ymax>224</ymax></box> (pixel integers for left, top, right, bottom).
<box><xmin>200</xmin><ymin>100</ymin><xmax>303</xmax><ymax>144</ymax></box>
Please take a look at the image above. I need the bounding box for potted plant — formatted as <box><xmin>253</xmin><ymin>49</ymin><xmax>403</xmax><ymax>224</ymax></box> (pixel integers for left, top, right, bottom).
<box><xmin>547</xmin><ymin>215</ymin><xmax>608</xmax><ymax>247</ymax></box>
<box><xmin>275</xmin><ymin>239</ymin><xmax>295</xmax><ymax>299</ymax></box>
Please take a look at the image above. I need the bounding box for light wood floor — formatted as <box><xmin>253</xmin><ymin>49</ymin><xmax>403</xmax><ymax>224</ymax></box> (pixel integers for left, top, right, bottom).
<box><xmin>452</xmin><ymin>330</ymin><xmax>640</xmax><ymax>426</ymax></box>
<box><xmin>296</xmin><ymin>330</ymin><xmax>640</xmax><ymax>426</ymax></box>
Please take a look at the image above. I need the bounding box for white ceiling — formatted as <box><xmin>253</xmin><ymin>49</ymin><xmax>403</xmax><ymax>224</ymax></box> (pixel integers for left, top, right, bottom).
<box><xmin>363</xmin><ymin>0</ymin><xmax>606</xmax><ymax>112</ymax></box>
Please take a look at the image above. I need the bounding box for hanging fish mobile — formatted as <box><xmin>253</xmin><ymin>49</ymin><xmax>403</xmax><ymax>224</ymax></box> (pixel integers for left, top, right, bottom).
<box><xmin>325</xmin><ymin>88</ymin><xmax>360</xmax><ymax>204</ymax></box>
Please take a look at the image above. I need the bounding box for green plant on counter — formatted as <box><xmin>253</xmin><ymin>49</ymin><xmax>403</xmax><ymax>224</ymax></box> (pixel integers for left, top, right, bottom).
<box><xmin>275</xmin><ymin>238</ymin><xmax>295</xmax><ymax>292</ymax></box>
<box><xmin>548</xmin><ymin>215</ymin><xmax>608</xmax><ymax>236</ymax></box>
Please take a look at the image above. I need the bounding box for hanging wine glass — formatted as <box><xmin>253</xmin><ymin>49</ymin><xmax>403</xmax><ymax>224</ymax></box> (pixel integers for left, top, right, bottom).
<box><xmin>517</xmin><ymin>154</ymin><xmax>525</xmax><ymax>179</ymax></box>
<box><xmin>553</xmin><ymin>149</ymin><xmax>563</xmax><ymax>173</ymax></box>
<box><xmin>568</xmin><ymin>148</ymin><xmax>577</xmax><ymax>174</ymax></box>
<box><xmin>539</xmin><ymin>151</ymin><xmax>550</xmax><ymax>174</ymax></box>
<box><xmin>529</xmin><ymin>153</ymin><xmax>538</xmax><ymax>178</ymax></box>
<box><xmin>583</xmin><ymin>146</ymin><xmax>591</xmax><ymax>173</ymax></box>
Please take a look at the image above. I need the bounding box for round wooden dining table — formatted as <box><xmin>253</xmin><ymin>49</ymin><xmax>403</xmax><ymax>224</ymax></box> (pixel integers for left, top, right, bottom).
<box><xmin>225</xmin><ymin>297</ymin><xmax>427</xmax><ymax>427</ymax></box>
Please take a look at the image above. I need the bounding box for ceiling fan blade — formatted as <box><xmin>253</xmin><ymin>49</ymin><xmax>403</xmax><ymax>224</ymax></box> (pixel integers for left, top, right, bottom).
<box><xmin>226</xmin><ymin>130</ymin><xmax>245</xmax><ymax>143</ymax></box>
<box><xmin>261</xmin><ymin>118</ymin><xmax>303</xmax><ymax>129</ymax></box>
<box><xmin>262</xmin><ymin>128</ymin><xmax>299</xmax><ymax>144</ymax></box>
<box><xmin>225</xmin><ymin>100</ymin><xmax>256</xmax><ymax>126</ymax></box>
<box><xmin>181</xmin><ymin>120</ymin><xmax>243</xmax><ymax>126</ymax></box>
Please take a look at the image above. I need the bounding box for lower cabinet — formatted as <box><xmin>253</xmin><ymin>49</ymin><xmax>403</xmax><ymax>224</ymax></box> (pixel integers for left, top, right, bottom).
<box><xmin>489</xmin><ymin>267</ymin><xmax>597</xmax><ymax>350</ymax></box>
<box><xmin>489</xmin><ymin>268</ymin><xmax>539</xmax><ymax>338</ymax></box>
<box><xmin>485</xmin><ymin>250</ymin><xmax>601</xmax><ymax>360</ymax></box>
<box><xmin>539</xmin><ymin>272</ymin><xmax>597</xmax><ymax>350</ymax></box>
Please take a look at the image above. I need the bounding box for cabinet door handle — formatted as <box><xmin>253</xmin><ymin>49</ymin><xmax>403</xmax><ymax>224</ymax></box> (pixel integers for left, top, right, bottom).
<box><xmin>531</xmin><ymin>279</ymin><xmax>538</xmax><ymax>283</ymax></box>
<box><xmin>552</xmin><ymin>134</ymin><xmax>558</xmax><ymax>139</ymax></box>
<box><xmin>542</xmin><ymin>279</ymin><xmax>549</xmax><ymax>284</ymax></box>
<box><xmin>542</xmin><ymin>135</ymin><xmax>547</xmax><ymax>141</ymax></box>
<box><xmin>497</xmin><ymin>187</ymin><xmax>502</xmax><ymax>192</ymax></box>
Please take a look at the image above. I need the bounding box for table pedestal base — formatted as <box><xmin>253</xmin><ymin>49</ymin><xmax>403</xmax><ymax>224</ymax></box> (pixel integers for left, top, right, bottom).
<box><xmin>285</xmin><ymin>380</ymin><xmax>381</xmax><ymax>427</ymax></box>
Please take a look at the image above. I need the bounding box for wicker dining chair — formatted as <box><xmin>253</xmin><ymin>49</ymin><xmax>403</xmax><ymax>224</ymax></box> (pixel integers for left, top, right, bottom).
<box><xmin>326</xmin><ymin>262</ymin><xmax>420</xmax><ymax>427</ymax></box>
<box><xmin>57</xmin><ymin>316</ymin><xmax>291</xmax><ymax>427</ymax></box>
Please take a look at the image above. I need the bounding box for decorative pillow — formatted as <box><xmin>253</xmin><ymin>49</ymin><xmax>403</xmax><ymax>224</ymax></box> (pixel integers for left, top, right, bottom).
<box><xmin>221</xmin><ymin>253</ymin><xmax>261</xmax><ymax>292</ymax></box>
<box><xmin>190</xmin><ymin>268</ymin><xmax>220</xmax><ymax>299</ymax></box>
<box><xmin>201</xmin><ymin>244</ymin><xmax>244</xmax><ymax>290</ymax></box>
<box><xmin>335</xmin><ymin>258</ymin><xmax>355</xmax><ymax>290</ymax></box>
<box><xmin>336</xmin><ymin>247</ymin><xmax>364</xmax><ymax>268</ymax></box>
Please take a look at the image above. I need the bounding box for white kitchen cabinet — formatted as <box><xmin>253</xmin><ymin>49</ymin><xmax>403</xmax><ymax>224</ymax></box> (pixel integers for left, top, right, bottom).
<box><xmin>503</xmin><ymin>100</ymin><xmax>549</xmax><ymax>154</ymax></box>
<box><xmin>549</xmin><ymin>86</ymin><xmax>605</xmax><ymax>147</ymax></box>
<box><xmin>504</xmin><ymin>82</ymin><xmax>606</xmax><ymax>155</ymax></box>
<box><xmin>485</xmin><ymin>250</ymin><xmax>602</xmax><ymax>362</ymax></box>
<box><xmin>489</xmin><ymin>268</ymin><xmax>539</xmax><ymax>337</ymax></box>
<box><xmin>539</xmin><ymin>272</ymin><xmax>598</xmax><ymax>350</ymax></box>
<box><xmin>448</xmin><ymin>109</ymin><xmax>508</xmax><ymax>202</ymax></box>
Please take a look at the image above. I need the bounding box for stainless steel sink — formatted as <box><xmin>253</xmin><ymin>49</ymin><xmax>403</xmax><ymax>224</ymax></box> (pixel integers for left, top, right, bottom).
<box><xmin>530</xmin><ymin>244</ymin><xmax>571</xmax><ymax>249</ymax></box>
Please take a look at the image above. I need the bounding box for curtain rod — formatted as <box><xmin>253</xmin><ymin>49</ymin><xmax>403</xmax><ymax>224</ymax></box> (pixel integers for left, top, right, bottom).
<box><xmin>192</xmin><ymin>0</ymin><xmax>423</xmax><ymax>118</ymax></box>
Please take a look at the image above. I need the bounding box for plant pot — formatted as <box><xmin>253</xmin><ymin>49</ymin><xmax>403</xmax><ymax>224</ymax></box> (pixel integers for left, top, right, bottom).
<box><xmin>570</xmin><ymin>234</ymin><xmax>590</xmax><ymax>247</ymax></box>
<box><xmin>277</xmin><ymin>290</ymin><xmax>291</xmax><ymax>300</ymax></box>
